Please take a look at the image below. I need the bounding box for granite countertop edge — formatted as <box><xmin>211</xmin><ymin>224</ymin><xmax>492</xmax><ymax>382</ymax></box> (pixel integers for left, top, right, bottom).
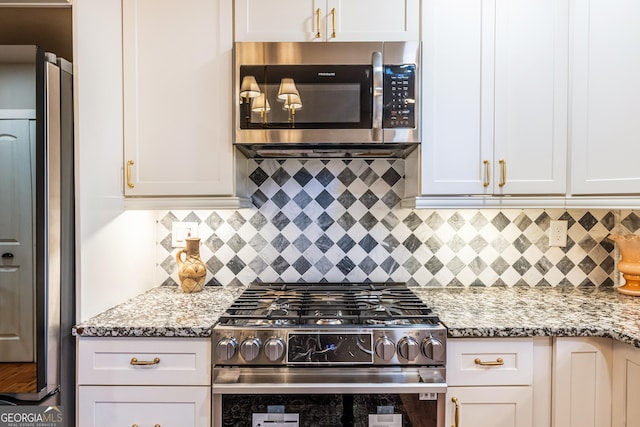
<box><xmin>72</xmin><ymin>285</ymin><xmax>640</xmax><ymax>348</ymax></box>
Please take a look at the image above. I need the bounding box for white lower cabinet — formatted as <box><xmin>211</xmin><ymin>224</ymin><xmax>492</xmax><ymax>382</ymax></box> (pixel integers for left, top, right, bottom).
<box><xmin>77</xmin><ymin>337</ymin><xmax>211</xmax><ymax>427</ymax></box>
<box><xmin>78</xmin><ymin>386</ymin><xmax>210</xmax><ymax>427</ymax></box>
<box><xmin>612</xmin><ymin>340</ymin><xmax>640</xmax><ymax>427</ymax></box>
<box><xmin>445</xmin><ymin>337</ymin><xmax>551</xmax><ymax>427</ymax></box>
<box><xmin>552</xmin><ymin>337</ymin><xmax>612</xmax><ymax>427</ymax></box>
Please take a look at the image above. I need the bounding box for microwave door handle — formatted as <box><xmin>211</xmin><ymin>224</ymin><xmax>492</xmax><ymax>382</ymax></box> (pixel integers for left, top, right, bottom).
<box><xmin>372</xmin><ymin>51</ymin><xmax>383</xmax><ymax>142</ymax></box>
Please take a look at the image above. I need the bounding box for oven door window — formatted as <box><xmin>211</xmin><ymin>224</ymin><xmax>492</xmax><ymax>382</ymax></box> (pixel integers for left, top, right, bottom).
<box><xmin>220</xmin><ymin>394</ymin><xmax>439</xmax><ymax>427</ymax></box>
<box><xmin>239</xmin><ymin>65</ymin><xmax>372</xmax><ymax>129</ymax></box>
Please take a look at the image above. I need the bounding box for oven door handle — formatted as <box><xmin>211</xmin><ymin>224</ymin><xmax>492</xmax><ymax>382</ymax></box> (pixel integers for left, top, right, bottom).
<box><xmin>212</xmin><ymin>367</ymin><xmax>447</xmax><ymax>395</ymax></box>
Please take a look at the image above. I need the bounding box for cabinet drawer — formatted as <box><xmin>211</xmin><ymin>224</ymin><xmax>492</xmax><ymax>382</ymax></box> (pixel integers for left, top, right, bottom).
<box><xmin>447</xmin><ymin>338</ymin><xmax>533</xmax><ymax>386</ymax></box>
<box><xmin>78</xmin><ymin>385</ymin><xmax>211</xmax><ymax>427</ymax></box>
<box><xmin>78</xmin><ymin>337</ymin><xmax>211</xmax><ymax>386</ymax></box>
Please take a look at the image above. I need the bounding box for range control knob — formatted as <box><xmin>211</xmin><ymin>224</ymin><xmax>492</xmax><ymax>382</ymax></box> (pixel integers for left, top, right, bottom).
<box><xmin>240</xmin><ymin>337</ymin><xmax>262</xmax><ymax>361</ymax></box>
<box><xmin>422</xmin><ymin>336</ymin><xmax>445</xmax><ymax>362</ymax></box>
<box><xmin>216</xmin><ymin>337</ymin><xmax>238</xmax><ymax>361</ymax></box>
<box><xmin>264</xmin><ymin>337</ymin><xmax>285</xmax><ymax>361</ymax></box>
<box><xmin>397</xmin><ymin>336</ymin><xmax>420</xmax><ymax>361</ymax></box>
<box><xmin>374</xmin><ymin>336</ymin><xmax>396</xmax><ymax>361</ymax></box>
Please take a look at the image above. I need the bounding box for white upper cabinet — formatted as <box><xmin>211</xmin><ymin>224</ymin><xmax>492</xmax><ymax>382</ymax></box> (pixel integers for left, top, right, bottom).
<box><xmin>569</xmin><ymin>0</ymin><xmax>640</xmax><ymax>195</ymax></box>
<box><xmin>123</xmin><ymin>0</ymin><xmax>248</xmax><ymax>207</ymax></box>
<box><xmin>234</xmin><ymin>0</ymin><xmax>419</xmax><ymax>42</ymax></box>
<box><xmin>414</xmin><ymin>0</ymin><xmax>568</xmax><ymax>197</ymax></box>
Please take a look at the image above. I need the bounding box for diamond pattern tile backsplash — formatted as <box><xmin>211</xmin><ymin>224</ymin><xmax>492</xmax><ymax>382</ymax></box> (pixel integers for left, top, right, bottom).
<box><xmin>157</xmin><ymin>159</ymin><xmax>640</xmax><ymax>288</ymax></box>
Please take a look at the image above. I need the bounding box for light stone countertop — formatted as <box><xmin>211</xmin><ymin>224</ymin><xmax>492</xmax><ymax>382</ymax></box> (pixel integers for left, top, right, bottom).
<box><xmin>73</xmin><ymin>284</ymin><xmax>640</xmax><ymax>348</ymax></box>
<box><xmin>412</xmin><ymin>286</ymin><xmax>640</xmax><ymax>348</ymax></box>
<box><xmin>72</xmin><ymin>285</ymin><xmax>244</xmax><ymax>337</ymax></box>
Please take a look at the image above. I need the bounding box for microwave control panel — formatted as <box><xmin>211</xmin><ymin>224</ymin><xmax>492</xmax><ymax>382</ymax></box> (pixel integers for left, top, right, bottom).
<box><xmin>383</xmin><ymin>64</ymin><xmax>416</xmax><ymax>129</ymax></box>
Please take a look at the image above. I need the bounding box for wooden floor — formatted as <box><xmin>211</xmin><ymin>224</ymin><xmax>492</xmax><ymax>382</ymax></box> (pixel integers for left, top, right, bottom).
<box><xmin>0</xmin><ymin>363</ymin><xmax>37</xmax><ymax>393</ymax></box>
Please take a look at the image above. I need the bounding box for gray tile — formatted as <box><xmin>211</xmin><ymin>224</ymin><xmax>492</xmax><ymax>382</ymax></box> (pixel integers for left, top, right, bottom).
<box><xmin>336</xmin><ymin>256</ymin><xmax>356</xmax><ymax>275</ymax></box>
<box><xmin>271</xmin><ymin>168</ymin><xmax>291</xmax><ymax>186</ymax></box>
<box><xmin>293</xmin><ymin>257</ymin><xmax>312</xmax><ymax>274</ymax></box>
<box><xmin>359</xmin><ymin>212</ymin><xmax>378</xmax><ymax>231</ymax></box>
<box><xmin>227</xmin><ymin>234</ymin><xmax>247</xmax><ymax>253</ymax></box>
<box><xmin>403</xmin><ymin>212</ymin><xmax>422</xmax><ymax>232</ymax></box>
<box><xmin>271</xmin><ymin>234</ymin><xmax>290</xmax><ymax>252</ymax></box>
<box><xmin>205</xmin><ymin>212</ymin><xmax>224</xmax><ymax>230</ymax></box>
<box><xmin>227</xmin><ymin>256</ymin><xmax>246</xmax><ymax>275</ymax></box>
<box><xmin>315</xmin><ymin>234</ymin><xmax>335</xmax><ymax>253</ymax></box>
<box><xmin>359</xmin><ymin>190</ymin><xmax>379</xmax><ymax>209</ymax></box>
<box><xmin>337</xmin><ymin>190</ymin><xmax>357</xmax><ymax>209</ymax></box>
<box><xmin>293</xmin><ymin>190</ymin><xmax>313</xmax><ymax>209</ymax></box>
<box><xmin>293</xmin><ymin>235</ymin><xmax>313</xmax><ymax>252</ymax></box>
<box><xmin>293</xmin><ymin>168</ymin><xmax>313</xmax><ymax>186</ymax></box>
<box><xmin>337</xmin><ymin>235</ymin><xmax>356</xmax><ymax>253</ymax></box>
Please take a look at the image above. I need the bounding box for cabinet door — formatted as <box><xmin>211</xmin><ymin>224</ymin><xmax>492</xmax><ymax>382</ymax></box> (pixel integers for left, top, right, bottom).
<box><xmin>123</xmin><ymin>0</ymin><xmax>234</xmax><ymax>196</ymax></box>
<box><xmin>421</xmin><ymin>0</ymin><xmax>568</xmax><ymax>196</ymax></box>
<box><xmin>446</xmin><ymin>386</ymin><xmax>533</xmax><ymax>427</ymax></box>
<box><xmin>78</xmin><ymin>386</ymin><xmax>210</xmax><ymax>427</ymax></box>
<box><xmin>235</xmin><ymin>0</ymin><xmax>319</xmax><ymax>42</ymax></box>
<box><xmin>612</xmin><ymin>341</ymin><xmax>640</xmax><ymax>427</ymax></box>
<box><xmin>570</xmin><ymin>0</ymin><xmax>640</xmax><ymax>195</ymax></box>
<box><xmin>553</xmin><ymin>337</ymin><xmax>612</xmax><ymax>427</ymax></box>
<box><xmin>235</xmin><ymin>0</ymin><xmax>418</xmax><ymax>42</ymax></box>
<box><xmin>493</xmin><ymin>0</ymin><xmax>568</xmax><ymax>195</ymax></box>
<box><xmin>421</xmin><ymin>0</ymin><xmax>492</xmax><ymax>195</ymax></box>
<box><xmin>326</xmin><ymin>0</ymin><xmax>419</xmax><ymax>41</ymax></box>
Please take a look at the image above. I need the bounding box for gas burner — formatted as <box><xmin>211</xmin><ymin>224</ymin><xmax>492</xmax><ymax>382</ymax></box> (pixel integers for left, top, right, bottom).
<box><xmin>313</xmin><ymin>310</ymin><xmax>344</xmax><ymax>325</ymax></box>
<box><xmin>266</xmin><ymin>302</ymin><xmax>289</xmax><ymax>317</ymax></box>
<box><xmin>365</xmin><ymin>318</ymin><xmax>412</xmax><ymax>326</ymax></box>
<box><xmin>249</xmin><ymin>319</ymin><xmax>295</xmax><ymax>327</ymax></box>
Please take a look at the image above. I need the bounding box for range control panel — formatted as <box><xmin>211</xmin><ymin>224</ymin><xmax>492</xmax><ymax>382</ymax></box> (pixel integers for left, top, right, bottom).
<box><xmin>383</xmin><ymin>64</ymin><xmax>416</xmax><ymax>128</ymax></box>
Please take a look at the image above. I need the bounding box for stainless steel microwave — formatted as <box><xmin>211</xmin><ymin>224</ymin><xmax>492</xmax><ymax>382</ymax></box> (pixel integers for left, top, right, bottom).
<box><xmin>233</xmin><ymin>41</ymin><xmax>420</xmax><ymax>158</ymax></box>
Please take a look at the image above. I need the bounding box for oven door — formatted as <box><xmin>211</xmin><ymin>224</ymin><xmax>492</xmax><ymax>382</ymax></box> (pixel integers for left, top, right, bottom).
<box><xmin>212</xmin><ymin>367</ymin><xmax>446</xmax><ymax>427</ymax></box>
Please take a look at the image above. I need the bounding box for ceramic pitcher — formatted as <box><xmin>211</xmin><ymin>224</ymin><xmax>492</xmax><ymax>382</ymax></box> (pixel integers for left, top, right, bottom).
<box><xmin>175</xmin><ymin>237</ymin><xmax>206</xmax><ymax>293</ymax></box>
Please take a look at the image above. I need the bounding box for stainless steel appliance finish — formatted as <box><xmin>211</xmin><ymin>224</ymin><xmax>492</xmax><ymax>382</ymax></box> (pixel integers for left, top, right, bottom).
<box><xmin>234</xmin><ymin>42</ymin><xmax>420</xmax><ymax>158</ymax></box>
<box><xmin>212</xmin><ymin>283</ymin><xmax>447</xmax><ymax>427</ymax></box>
<box><xmin>0</xmin><ymin>46</ymin><xmax>75</xmax><ymax>413</ymax></box>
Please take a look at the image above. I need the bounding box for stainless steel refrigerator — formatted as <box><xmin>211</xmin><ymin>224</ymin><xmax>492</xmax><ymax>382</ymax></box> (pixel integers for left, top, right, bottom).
<box><xmin>0</xmin><ymin>45</ymin><xmax>75</xmax><ymax>422</ymax></box>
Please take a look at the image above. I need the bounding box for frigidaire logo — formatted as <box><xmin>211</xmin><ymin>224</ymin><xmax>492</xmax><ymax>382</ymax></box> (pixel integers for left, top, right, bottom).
<box><xmin>0</xmin><ymin>406</ymin><xmax>63</xmax><ymax>427</ymax></box>
<box><xmin>317</xmin><ymin>72</ymin><xmax>336</xmax><ymax>77</ymax></box>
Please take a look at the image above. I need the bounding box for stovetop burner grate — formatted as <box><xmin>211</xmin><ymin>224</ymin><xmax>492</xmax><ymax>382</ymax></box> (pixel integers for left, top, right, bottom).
<box><xmin>218</xmin><ymin>282</ymin><xmax>440</xmax><ymax>327</ymax></box>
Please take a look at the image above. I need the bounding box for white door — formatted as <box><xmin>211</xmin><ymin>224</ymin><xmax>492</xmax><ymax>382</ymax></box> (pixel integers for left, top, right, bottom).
<box><xmin>122</xmin><ymin>0</ymin><xmax>235</xmax><ymax>197</ymax></box>
<box><xmin>0</xmin><ymin>119</ymin><xmax>35</xmax><ymax>362</ymax></box>
<box><xmin>446</xmin><ymin>386</ymin><xmax>533</xmax><ymax>427</ymax></box>
<box><xmin>420</xmin><ymin>0</ymin><xmax>491</xmax><ymax>195</ymax></box>
<box><xmin>553</xmin><ymin>337</ymin><xmax>612</xmax><ymax>427</ymax></box>
<box><xmin>492</xmin><ymin>0</ymin><xmax>568</xmax><ymax>195</ymax></box>
<box><xmin>570</xmin><ymin>0</ymin><xmax>640</xmax><ymax>194</ymax></box>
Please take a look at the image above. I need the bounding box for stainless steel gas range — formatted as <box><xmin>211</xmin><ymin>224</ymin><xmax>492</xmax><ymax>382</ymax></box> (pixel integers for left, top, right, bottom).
<box><xmin>212</xmin><ymin>282</ymin><xmax>447</xmax><ymax>427</ymax></box>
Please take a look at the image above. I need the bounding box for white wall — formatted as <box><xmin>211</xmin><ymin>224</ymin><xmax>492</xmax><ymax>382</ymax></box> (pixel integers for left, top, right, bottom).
<box><xmin>73</xmin><ymin>0</ymin><xmax>156</xmax><ymax>320</ymax></box>
<box><xmin>0</xmin><ymin>64</ymin><xmax>35</xmax><ymax>110</ymax></box>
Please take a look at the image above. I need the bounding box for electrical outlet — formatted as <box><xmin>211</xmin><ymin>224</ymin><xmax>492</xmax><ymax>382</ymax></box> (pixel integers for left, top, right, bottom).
<box><xmin>171</xmin><ymin>222</ymin><xmax>198</xmax><ymax>247</ymax></box>
<box><xmin>549</xmin><ymin>220</ymin><xmax>568</xmax><ymax>247</ymax></box>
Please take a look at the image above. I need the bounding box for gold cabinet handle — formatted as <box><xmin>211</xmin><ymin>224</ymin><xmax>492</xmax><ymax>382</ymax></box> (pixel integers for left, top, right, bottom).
<box><xmin>130</xmin><ymin>357</ymin><xmax>160</xmax><ymax>366</ymax></box>
<box><xmin>483</xmin><ymin>160</ymin><xmax>490</xmax><ymax>187</ymax></box>
<box><xmin>315</xmin><ymin>8</ymin><xmax>321</xmax><ymax>38</ymax></box>
<box><xmin>451</xmin><ymin>396</ymin><xmax>459</xmax><ymax>427</ymax></box>
<box><xmin>474</xmin><ymin>357</ymin><xmax>504</xmax><ymax>366</ymax></box>
<box><xmin>499</xmin><ymin>159</ymin><xmax>506</xmax><ymax>187</ymax></box>
<box><xmin>330</xmin><ymin>8</ymin><xmax>336</xmax><ymax>38</ymax></box>
<box><xmin>126</xmin><ymin>160</ymin><xmax>135</xmax><ymax>189</ymax></box>
<box><xmin>132</xmin><ymin>425</ymin><xmax>160</xmax><ymax>427</ymax></box>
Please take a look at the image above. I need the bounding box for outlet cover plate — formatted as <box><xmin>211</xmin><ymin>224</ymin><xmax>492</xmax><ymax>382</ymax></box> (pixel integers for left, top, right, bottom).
<box><xmin>171</xmin><ymin>222</ymin><xmax>198</xmax><ymax>247</ymax></box>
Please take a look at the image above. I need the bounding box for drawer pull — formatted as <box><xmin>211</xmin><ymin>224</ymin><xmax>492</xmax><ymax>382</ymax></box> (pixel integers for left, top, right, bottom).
<box><xmin>474</xmin><ymin>357</ymin><xmax>504</xmax><ymax>366</ymax></box>
<box><xmin>132</xmin><ymin>425</ymin><xmax>160</xmax><ymax>427</ymax></box>
<box><xmin>130</xmin><ymin>357</ymin><xmax>160</xmax><ymax>366</ymax></box>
